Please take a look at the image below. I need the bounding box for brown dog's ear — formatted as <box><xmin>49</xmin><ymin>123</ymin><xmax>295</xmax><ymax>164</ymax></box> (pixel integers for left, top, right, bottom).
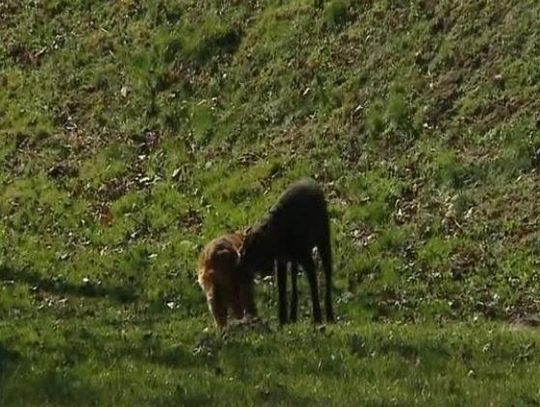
<box><xmin>242</xmin><ymin>226</ymin><xmax>252</xmax><ymax>236</ymax></box>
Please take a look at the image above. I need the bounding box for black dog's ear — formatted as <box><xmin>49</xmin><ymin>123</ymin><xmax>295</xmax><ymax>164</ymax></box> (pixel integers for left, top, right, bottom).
<box><xmin>237</xmin><ymin>240</ymin><xmax>245</xmax><ymax>257</ymax></box>
<box><xmin>237</xmin><ymin>233</ymin><xmax>248</xmax><ymax>258</ymax></box>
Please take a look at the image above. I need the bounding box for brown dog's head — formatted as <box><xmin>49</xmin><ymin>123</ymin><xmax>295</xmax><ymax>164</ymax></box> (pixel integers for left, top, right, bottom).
<box><xmin>238</xmin><ymin>225</ymin><xmax>276</xmax><ymax>274</ymax></box>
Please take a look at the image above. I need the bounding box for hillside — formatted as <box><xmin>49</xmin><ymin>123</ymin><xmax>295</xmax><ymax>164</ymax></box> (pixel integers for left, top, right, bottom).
<box><xmin>1</xmin><ymin>0</ymin><xmax>540</xmax><ymax>404</ymax></box>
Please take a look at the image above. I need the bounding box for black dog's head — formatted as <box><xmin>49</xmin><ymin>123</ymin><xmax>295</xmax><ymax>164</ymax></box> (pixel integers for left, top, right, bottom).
<box><xmin>239</xmin><ymin>224</ymin><xmax>276</xmax><ymax>275</ymax></box>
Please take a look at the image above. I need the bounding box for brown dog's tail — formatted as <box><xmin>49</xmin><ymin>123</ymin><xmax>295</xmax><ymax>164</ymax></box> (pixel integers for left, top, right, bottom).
<box><xmin>197</xmin><ymin>234</ymin><xmax>242</xmax><ymax>294</ymax></box>
<box><xmin>205</xmin><ymin>247</ymin><xmax>239</xmax><ymax>284</ymax></box>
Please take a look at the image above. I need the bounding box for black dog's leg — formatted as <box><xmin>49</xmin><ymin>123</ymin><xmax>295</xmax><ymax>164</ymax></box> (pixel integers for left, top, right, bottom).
<box><xmin>319</xmin><ymin>236</ymin><xmax>335</xmax><ymax>323</ymax></box>
<box><xmin>300</xmin><ymin>254</ymin><xmax>322</xmax><ymax>324</ymax></box>
<box><xmin>290</xmin><ymin>262</ymin><xmax>299</xmax><ymax>323</ymax></box>
<box><xmin>277</xmin><ymin>259</ymin><xmax>288</xmax><ymax>325</ymax></box>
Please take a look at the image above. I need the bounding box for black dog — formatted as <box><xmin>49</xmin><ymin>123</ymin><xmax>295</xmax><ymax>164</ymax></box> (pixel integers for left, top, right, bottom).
<box><xmin>239</xmin><ymin>178</ymin><xmax>334</xmax><ymax>325</ymax></box>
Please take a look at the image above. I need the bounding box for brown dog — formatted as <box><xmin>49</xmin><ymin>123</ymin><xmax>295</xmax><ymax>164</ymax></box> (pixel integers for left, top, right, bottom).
<box><xmin>197</xmin><ymin>232</ymin><xmax>257</xmax><ymax>328</ymax></box>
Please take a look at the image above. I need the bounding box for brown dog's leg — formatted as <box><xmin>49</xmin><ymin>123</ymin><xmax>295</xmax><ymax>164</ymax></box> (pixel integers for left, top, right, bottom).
<box><xmin>290</xmin><ymin>262</ymin><xmax>298</xmax><ymax>323</ymax></box>
<box><xmin>277</xmin><ymin>259</ymin><xmax>288</xmax><ymax>325</ymax></box>
<box><xmin>240</xmin><ymin>278</ymin><xmax>257</xmax><ymax>319</ymax></box>
<box><xmin>208</xmin><ymin>289</ymin><xmax>227</xmax><ymax>328</ymax></box>
<box><xmin>231</xmin><ymin>290</ymin><xmax>244</xmax><ymax>320</ymax></box>
<box><xmin>300</xmin><ymin>254</ymin><xmax>322</xmax><ymax>324</ymax></box>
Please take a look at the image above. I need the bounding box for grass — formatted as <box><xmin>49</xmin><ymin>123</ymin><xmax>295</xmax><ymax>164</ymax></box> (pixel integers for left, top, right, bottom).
<box><xmin>2</xmin><ymin>315</ymin><xmax>540</xmax><ymax>406</ymax></box>
<box><xmin>1</xmin><ymin>0</ymin><xmax>540</xmax><ymax>404</ymax></box>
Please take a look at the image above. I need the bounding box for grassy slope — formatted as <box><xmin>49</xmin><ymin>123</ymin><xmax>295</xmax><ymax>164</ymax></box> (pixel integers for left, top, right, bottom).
<box><xmin>1</xmin><ymin>0</ymin><xmax>540</xmax><ymax>404</ymax></box>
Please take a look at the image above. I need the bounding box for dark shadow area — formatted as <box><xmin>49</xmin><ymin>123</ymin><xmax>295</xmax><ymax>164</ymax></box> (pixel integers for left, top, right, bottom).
<box><xmin>0</xmin><ymin>265</ymin><xmax>138</xmax><ymax>304</ymax></box>
<box><xmin>0</xmin><ymin>343</ymin><xmax>22</xmax><ymax>389</ymax></box>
